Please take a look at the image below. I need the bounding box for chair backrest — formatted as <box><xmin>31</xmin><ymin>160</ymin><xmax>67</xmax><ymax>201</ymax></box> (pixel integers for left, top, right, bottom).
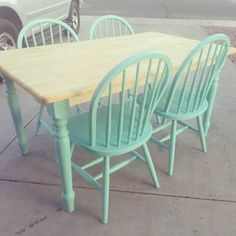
<box><xmin>17</xmin><ymin>18</ymin><xmax>80</xmax><ymax>48</ymax></box>
<box><xmin>163</xmin><ymin>34</ymin><xmax>230</xmax><ymax>115</ymax></box>
<box><xmin>89</xmin><ymin>15</ymin><xmax>134</xmax><ymax>40</ymax></box>
<box><xmin>89</xmin><ymin>51</ymin><xmax>172</xmax><ymax>147</ymax></box>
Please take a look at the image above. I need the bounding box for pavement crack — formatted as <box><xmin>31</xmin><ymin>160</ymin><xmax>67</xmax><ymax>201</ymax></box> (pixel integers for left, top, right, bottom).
<box><xmin>0</xmin><ymin>111</ymin><xmax>38</xmax><ymax>155</ymax></box>
<box><xmin>15</xmin><ymin>228</ymin><xmax>26</xmax><ymax>235</ymax></box>
<box><xmin>14</xmin><ymin>215</ymin><xmax>47</xmax><ymax>235</ymax></box>
<box><xmin>28</xmin><ymin>216</ymin><xmax>47</xmax><ymax>228</ymax></box>
<box><xmin>1</xmin><ymin>178</ymin><xmax>236</xmax><ymax>204</ymax></box>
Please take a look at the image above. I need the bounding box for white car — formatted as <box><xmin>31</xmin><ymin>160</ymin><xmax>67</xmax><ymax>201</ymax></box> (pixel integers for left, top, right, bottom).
<box><xmin>0</xmin><ymin>0</ymin><xmax>83</xmax><ymax>51</ymax></box>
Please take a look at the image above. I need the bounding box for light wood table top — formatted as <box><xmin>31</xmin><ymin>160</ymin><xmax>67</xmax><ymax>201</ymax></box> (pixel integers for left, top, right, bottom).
<box><xmin>0</xmin><ymin>32</ymin><xmax>235</xmax><ymax>105</ymax></box>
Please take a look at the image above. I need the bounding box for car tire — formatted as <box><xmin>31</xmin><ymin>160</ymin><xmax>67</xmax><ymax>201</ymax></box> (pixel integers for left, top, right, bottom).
<box><xmin>0</xmin><ymin>19</ymin><xmax>18</xmax><ymax>82</ymax></box>
<box><xmin>68</xmin><ymin>0</ymin><xmax>80</xmax><ymax>33</ymax></box>
<box><xmin>0</xmin><ymin>18</ymin><xmax>18</xmax><ymax>51</ymax></box>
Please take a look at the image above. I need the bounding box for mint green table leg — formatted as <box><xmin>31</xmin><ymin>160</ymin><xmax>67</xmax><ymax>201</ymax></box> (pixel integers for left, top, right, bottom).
<box><xmin>47</xmin><ymin>100</ymin><xmax>75</xmax><ymax>212</ymax></box>
<box><xmin>203</xmin><ymin>78</ymin><xmax>218</xmax><ymax>136</ymax></box>
<box><xmin>35</xmin><ymin>104</ymin><xmax>45</xmax><ymax>136</ymax></box>
<box><xmin>4</xmin><ymin>77</ymin><xmax>28</xmax><ymax>155</ymax></box>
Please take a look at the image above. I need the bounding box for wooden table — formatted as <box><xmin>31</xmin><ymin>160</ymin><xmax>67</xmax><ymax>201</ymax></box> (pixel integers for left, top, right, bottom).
<box><xmin>0</xmin><ymin>32</ymin><xmax>235</xmax><ymax>211</ymax></box>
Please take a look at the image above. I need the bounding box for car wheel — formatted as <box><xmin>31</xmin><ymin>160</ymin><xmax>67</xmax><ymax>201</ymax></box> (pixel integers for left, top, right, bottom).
<box><xmin>0</xmin><ymin>19</ymin><xmax>18</xmax><ymax>82</ymax></box>
<box><xmin>0</xmin><ymin>18</ymin><xmax>18</xmax><ymax>51</ymax></box>
<box><xmin>68</xmin><ymin>0</ymin><xmax>80</xmax><ymax>33</ymax></box>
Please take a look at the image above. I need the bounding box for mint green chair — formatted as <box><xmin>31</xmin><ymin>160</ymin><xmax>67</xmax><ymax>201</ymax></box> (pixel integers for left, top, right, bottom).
<box><xmin>17</xmin><ymin>18</ymin><xmax>80</xmax><ymax>136</ymax></box>
<box><xmin>68</xmin><ymin>51</ymin><xmax>172</xmax><ymax>223</ymax></box>
<box><xmin>89</xmin><ymin>15</ymin><xmax>134</xmax><ymax>40</ymax></box>
<box><xmin>150</xmin><ymin>34</ymin><xmax>230</xmax><ymax>176</ymax></box>
<box><xmin>90</xmin><ymin>15</ymin><xmax>134</xmax><ymax>100</ymax></box>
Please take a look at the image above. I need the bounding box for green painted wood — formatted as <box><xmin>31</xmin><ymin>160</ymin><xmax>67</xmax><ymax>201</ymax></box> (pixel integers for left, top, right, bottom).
<box><xmin>130</xmin><ymin>150</ymin><xmax>147</xmax><ymax>164</ymax></box>
<box><xmin>17</xmin><ymin>18</ymin><xmax>80</xmax><ymax>137</ymax></box>
<box><xmin>102</xmin><ymin>156</ymin><xmax>110</xmax><ymax>224</ymax></box>
<box><xmin>47</xmin><ymin>100</ymin><xmax>75</xmax><ymax>212</ymax></box>
<box><xmin>142</xmin><ymin>143</ymin><xmax>160</xmax><ymax>188</ymax></box>
<box><xmin>3</xmin><ymin>76</ymin><xmax>28</xmax><ymax>155</ymax></box>
<box><xmin>38</xmin><ymin>120</ymin><xmax>55</xmax><ymax>137</ymax></box>
<box><xmin>89</xmin><ymin>15</ymin><xmax>135</xmax><ymax>100</ymax></box>
<box><xmin>169</xmin><ymin>120</ymin><xmax>177</xmax><ymax>176</ymax></box>
<box><xmin>35</xmin><ymin>104</ymin><xmax>45</xmax><ymax>136</ymax></box>
<box><xmin>197</xmin><ymin>115</ymin><xmax>207</xmax><ymax>152</ymax></box>
<box><xmin>177</xmin><ymin>120</ymin><xmax>199</xmax><ymax>133</ymax></box>
<box><xmin>150</xmin><ymin>137</ymin><xmax>169</xmax><ymax>149</ymax></box>
<box><xmin>17</xmin><ymin>18</ymin><xmax>79</xmax><ymax>48</ymax></box>
<box><xmin>94</xmin><ymin>155</ymin><xmax>137</xmax><ymax>180</ymax></box>
<box><xmin>72</xmin><ymin>161</ymin><xmax>102</xmax><ymax>190</ymax></box>
<box><xmin>152</xmin><ymin>120</ymin><xmax>172</xmax><ymax>133</ymax></box>
<box><xmin>151</xmin><ymin>34</ymin><xmax>230</xmax><ymax>175</ymax></box>
<box><xmin>159</xmin><ymin>125</ymin><xmax>188</xmax><ymax>143</ymax></box>
<box><xmin>203</xmin><ymin>76</ymin><xmax>218</xmax><ymax>135</ymax></box>
<box><xmin>81</xmin><ymin>157</ymin><xmax>103</xmax><ymax>170</ymax></box>
<box><xmin>89</xmin><ymin>15</ymin><xmax>134</xmax><ymax>40</ymax></box>
<box><xmin>67</xmin><ymin>51</ymin><xmax>172</xmax><ymax>223</ymax></box>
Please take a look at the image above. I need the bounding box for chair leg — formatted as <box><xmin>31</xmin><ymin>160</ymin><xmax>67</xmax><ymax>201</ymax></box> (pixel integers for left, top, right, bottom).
<box><xmin>53</xmin><ymin>138</ymin><xmax>59</xmax><ymax>164</ymax></box>
<box><xmin>76</xmin><ymin>105</ymin><xmax>86</xmax><ymax>114</ymax></box>
<box><xmin>168</xmin><ymin>120</ymin><xmax>177</xmax><ymax>176</ymax></box>
<box><xmin>35</xmin><ymin>104</ymin><xmax>45</xmax><ymax>135</ymax></box>
<box><xmin>203</xmin><ymin>80</ymin><xmax>218</xmax><ymax>137</ymax></box>
<box><xmin>70</xmin><ymin>143</ymin><xmax>75</xmax><ymax>157</ymax></box>
<box><xmin>142</xmin><ymin>143</ymin><xmax>160</xmax><ymax>188</ymax></box>
<box><xmin>102</xmin><ymin>156</ymin><xmax>110</xmax><ymax>224</ymax></box>
<box><xmin>155</xmin><ymin>112</ymin><xmax>161</xmax><ymax>125</ymax></box>
<box><xmin>196</xmin><ymin>115</ymin><xmax>207</xmax><ymax>153</ymax></box>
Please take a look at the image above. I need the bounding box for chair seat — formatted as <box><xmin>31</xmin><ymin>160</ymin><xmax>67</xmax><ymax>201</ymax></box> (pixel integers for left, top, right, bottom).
<box><xmin>137</xmin><ymin>87</ymin><xmax>208</xmax><ymax>121</ymax></box>
<box><xmin>68</xmin><ymin>104</ymin><xmax>153</xmax><ymax>156</ymax></box>
<box><xmin>155</xmin><ymin>96</ymin><xmax>208</xmax><ymax>121</ymax></box>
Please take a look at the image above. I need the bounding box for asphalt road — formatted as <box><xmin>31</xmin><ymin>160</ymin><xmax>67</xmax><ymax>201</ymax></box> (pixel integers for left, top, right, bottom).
<box><xmin>81</xmin><ymin>0</ymin><xmax>236</xmax><ymax>20</ymax></box>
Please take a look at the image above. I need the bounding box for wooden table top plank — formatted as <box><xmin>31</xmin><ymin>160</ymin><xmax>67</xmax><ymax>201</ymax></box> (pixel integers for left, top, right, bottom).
<box><xmin>0</xmin><ymin>32</ymin><xmax>235</xmax><ymax>104</ymax></box>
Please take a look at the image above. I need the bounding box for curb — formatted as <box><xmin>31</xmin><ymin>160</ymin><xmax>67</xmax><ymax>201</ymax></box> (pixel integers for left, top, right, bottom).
<box><xmin>81</xmin><ymin>15</ymin><xmax>236</xmax><ymax>28</ymax></box>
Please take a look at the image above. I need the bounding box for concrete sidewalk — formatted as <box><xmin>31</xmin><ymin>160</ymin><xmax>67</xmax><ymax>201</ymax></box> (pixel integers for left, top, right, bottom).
<box><xmin>0</xmin><ymin>16</ymin><xmax>236</xmax><ymax>236</ymax></box>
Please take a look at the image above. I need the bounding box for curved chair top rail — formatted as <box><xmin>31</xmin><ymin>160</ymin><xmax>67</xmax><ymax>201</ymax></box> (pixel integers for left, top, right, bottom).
<box><xmin>89</xmin><ymin>15</ymin><xmax>134</xmax><ymax>40</ymax></box>
<box><xmin>89</xmin><ymin>51</ymin><xmax>172</xmax><ymax>147</ymax></box>
<box><xmin>163</xmin><ymin>33</ymin><xmax>230</xmax><ymax>115</ymax></box>
<box><xmin>17</xmin><ymin>18</ymin><xmax>80</xmax><ymax>48</ymax></box>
